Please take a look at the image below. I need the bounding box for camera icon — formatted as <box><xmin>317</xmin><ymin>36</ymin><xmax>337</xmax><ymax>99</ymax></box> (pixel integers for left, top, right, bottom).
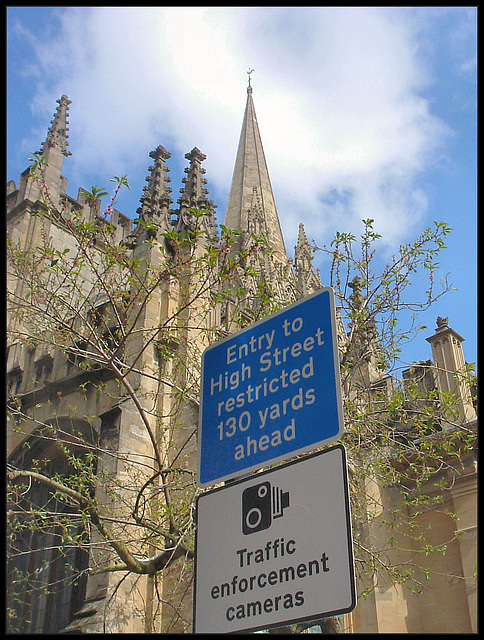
<box><xmin>241</xmin><ymin>481</ymin><xmax>290</xmax><ymax>535</ymax></box>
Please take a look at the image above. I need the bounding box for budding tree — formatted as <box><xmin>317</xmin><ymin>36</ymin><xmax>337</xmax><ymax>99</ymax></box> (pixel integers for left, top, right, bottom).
<box><xmin>7</xmin><ymin>158</ymin><xmax>476</xmax><ymax>634</ymax></box>
<box><xmin>7</xmin><ymin>157</ymin><xmax>276</xmax><ymax>633</ymax></box>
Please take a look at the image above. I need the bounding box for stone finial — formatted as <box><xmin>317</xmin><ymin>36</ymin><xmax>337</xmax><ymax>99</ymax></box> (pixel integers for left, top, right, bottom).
<box><xmin>41</xmin><ymin>94</ymin><xmax>72</xmax><ymax>158</ymax></box>
<box><xmin>294</xmin><ymin>223</ymin><xmax>321</xmax><ymax>296</ymax></box>
<box><xmin>177</xmin><ymin>148</ymin><xmax>216</xmax><ymax>240</ymax></box>
<box><xmin>137</xmin><ymin>145</ymin><xmax>173</xmax><ymax>228</ymax></box>
<box><xmin>436</xmin><ymin>316</ymin><xmax>449</xmax><ymax>331</ymax></box>
<box><xmin>178</xmin><ymin>147</ymin><xmax>214</xmax><ymax>212</ymax></box>
<box><xmin>349</xmin><ymin>276</ymin><xmax>364</xmax><ymax>311</ymax></box>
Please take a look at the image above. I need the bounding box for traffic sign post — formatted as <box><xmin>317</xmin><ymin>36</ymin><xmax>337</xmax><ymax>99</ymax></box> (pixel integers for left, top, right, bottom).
<box><xmin>193</xmin><ymin>445</ymin><xmax>356</xmax><ymax>634</ymax></box>
<box><xmin>198</xmin><ymin>288</ymin><xmax>344</xmax><ymax>487</ymax></box>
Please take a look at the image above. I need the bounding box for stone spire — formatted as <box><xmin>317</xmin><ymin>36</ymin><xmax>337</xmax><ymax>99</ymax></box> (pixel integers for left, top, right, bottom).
<box><xmin>178</xmin><ymin>148</ymin><xmax>213</xmax><ymax>211</ymax></box>
<box><xmin>294</xmin><ymin>223</ymin><xmax>321</xmax><ymax>296</ymax></box>
<box><xmin>18</xmin><ymin>94</ymin><xmax>73</xmax><ymax>205</ymax></box>
<box><xmin>177</xmin><ymin>147</ymin><xmax>217</xmax><ymax>242</ymax></box>
<box><xmin>224</xmin><ymin>86</ymin><xmax>287</xmax><ymax>259</ymax></box>
<box><xmin>137</xmin><ymin>145</ymin><xmax>173</xmax><ymax>236</ymax></box>
<box><xmin>40</xmin><ymin>94</ymin><xmax>72</xmax><ymax>159</ymax></box>
<box><xmin>345</xmin><ymin>276</ymin><xmax>384</xmax><ymax>389</ymax></box>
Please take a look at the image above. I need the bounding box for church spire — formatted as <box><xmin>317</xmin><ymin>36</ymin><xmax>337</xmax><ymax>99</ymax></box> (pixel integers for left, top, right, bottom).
<box><xmin>136</xmin><ymin>145</ymin><xmax>173</xmax><ymax>237</ymax></box>
<box><xmin>40</xmin><ymin>94</ymin><xmax>72</xmax><ymax>159</ymax></box>
<box><xmin>177</xmin><ymin>147</ymin><xmax>217</xmax><ymax>242</ymax></box>
<box><xmin>26</xmin><ymin>94</ymin><xmax>72</xmax><ymax>204</ymax></box>
<box><xmin>178</xmin><ymin>147</ymin><xmax>214</xmax><ymax>213</ymax></box>
<box><xmin>294</xmin><ymin>223</ymin><xmax>321</xmax><ymax>296</ymax></box>
<box><xmin>224</xmin><ymin>85</ymin><xmax>287</xmax><ymax>259</ymax></box>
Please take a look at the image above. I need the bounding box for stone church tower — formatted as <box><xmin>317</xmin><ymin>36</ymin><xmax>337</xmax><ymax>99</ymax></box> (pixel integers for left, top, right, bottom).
<box><xmin>426</xmin><ymin>317</ymin><xmax>476</xmax><ymax>423</ymax></box>
<box><xmin>6</xmin><ymin>87</ymin><xmax>320</xmax><ymax>634</ymax></box>
<box><xmin>7</xmin><ymin>88</ymin><xmax>476</xmax><ymax>634</ymax></box>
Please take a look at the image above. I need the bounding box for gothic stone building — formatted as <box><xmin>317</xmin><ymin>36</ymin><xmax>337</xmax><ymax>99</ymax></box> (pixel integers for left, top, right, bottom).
<box><xmin>7</xmin><ymin>90</ymin><xmax>477</xmax><ymax>633</ymax></box>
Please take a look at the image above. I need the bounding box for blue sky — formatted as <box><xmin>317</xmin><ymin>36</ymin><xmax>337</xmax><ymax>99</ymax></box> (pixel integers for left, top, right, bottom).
<box><xmin>7</xmin><ymin>7</ymin><xmax>477</xmax><ymax>370</ymax></box>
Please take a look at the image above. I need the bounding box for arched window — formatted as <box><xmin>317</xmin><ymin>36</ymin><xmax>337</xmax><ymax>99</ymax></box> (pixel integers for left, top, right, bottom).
<box><xmin>7</xmin><ymin>417</ymin><xmax>96</xmax><ymax>633</ymax></box>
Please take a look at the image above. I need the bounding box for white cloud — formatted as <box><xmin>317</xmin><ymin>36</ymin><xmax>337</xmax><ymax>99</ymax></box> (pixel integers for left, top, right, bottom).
<box><xmin>13</xmin><ymin>6</ymin><xmax>453</xmax><ymax>251</ymax></box>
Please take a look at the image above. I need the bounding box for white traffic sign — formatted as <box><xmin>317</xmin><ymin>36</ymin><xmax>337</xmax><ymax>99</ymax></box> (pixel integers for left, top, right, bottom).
<box><xmin>194</xmin><ymin>445</ymin><xmax>356</xmax><ymax>634</ymax></box>
<box><xmin>198</xmin><ymin>288</ymin><xmax>344</xmax><ymax>487</ymax></box>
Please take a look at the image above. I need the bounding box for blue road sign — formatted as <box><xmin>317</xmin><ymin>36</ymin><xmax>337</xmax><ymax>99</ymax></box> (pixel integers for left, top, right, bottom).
<box><xmin>198</xmin><ymin>288</ymin><xmax>344</xmax><ymax>487</ymax></box>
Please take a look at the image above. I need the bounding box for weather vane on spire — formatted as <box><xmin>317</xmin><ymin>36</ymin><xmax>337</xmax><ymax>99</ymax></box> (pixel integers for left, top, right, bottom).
<box><xmin>247</xmin><ymin>68</ymin><xmax>255</xmax><ymax>88</ymax></box>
